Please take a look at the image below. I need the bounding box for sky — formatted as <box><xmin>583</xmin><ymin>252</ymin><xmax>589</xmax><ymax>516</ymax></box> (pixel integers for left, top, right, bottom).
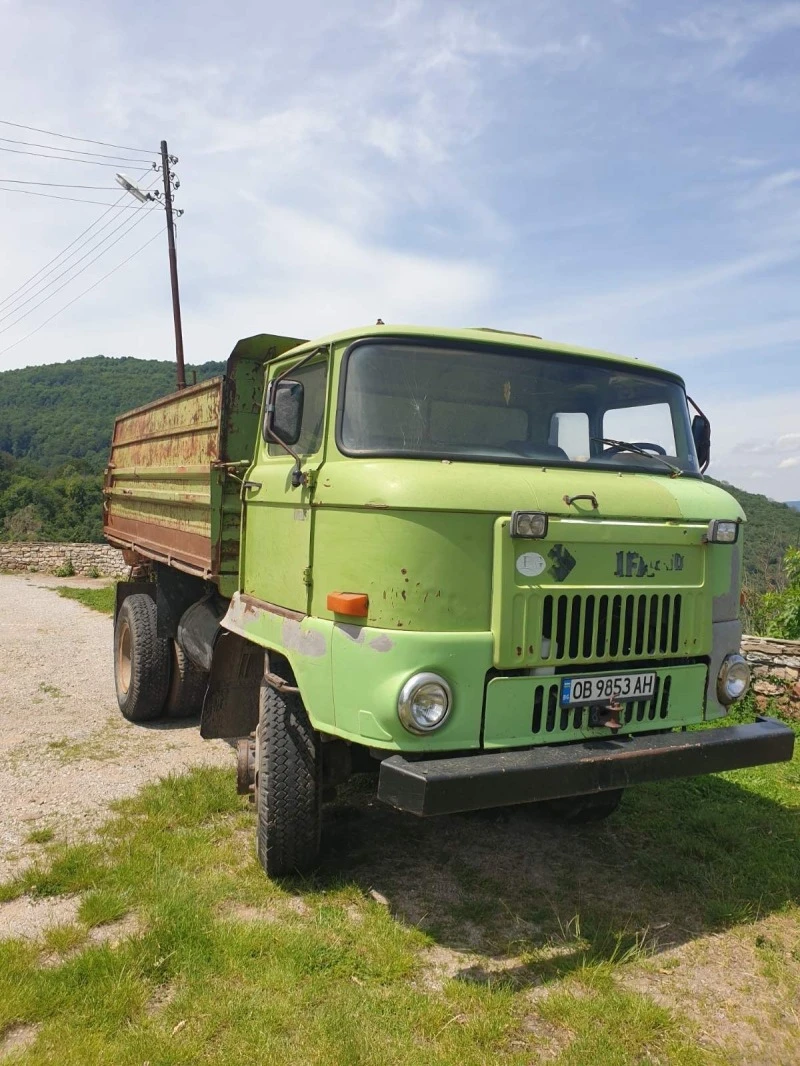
<box><xmin>0</xmin><ymin>0</ymin><xmax>798</xmax><ymax>500</ymax></box>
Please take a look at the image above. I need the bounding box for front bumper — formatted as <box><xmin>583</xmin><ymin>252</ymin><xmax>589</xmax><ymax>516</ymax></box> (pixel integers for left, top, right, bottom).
<box><xmin>377</xmin><ymin>716</ymin><xmax>794</xmax><ymax>816</ymax></box>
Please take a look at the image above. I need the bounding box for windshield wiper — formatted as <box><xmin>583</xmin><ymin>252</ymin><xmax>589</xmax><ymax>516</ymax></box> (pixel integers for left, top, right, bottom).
<box><xmin>591</xmin><ymin>437</ymin><xmax>683</xmax><ymax>478</ymax></box>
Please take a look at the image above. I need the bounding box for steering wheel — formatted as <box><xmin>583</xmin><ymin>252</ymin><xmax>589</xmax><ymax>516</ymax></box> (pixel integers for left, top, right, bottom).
<box><xmin>604</xmin><ymin>441</ymin><xmax>667</xmax><ymax>457</ymax></box>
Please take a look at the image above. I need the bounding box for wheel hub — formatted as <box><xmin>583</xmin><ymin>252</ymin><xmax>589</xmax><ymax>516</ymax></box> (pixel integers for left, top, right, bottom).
<box><xmin>117</xmin><ymin>619</ymin><xmax>132</xmax><ymax>694</ymax></box>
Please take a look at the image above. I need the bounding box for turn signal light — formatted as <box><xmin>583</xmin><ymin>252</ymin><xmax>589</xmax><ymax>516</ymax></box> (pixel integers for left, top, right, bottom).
<box><xmin>327</xmin><ymin>592</ymin><xmax>369</xmax><ymax>617</ymax></box>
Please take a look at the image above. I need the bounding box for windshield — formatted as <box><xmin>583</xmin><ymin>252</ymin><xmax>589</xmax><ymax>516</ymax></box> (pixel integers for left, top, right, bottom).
<box><xmin>339</xmin><ymin>342</ymin><xmax>700</xmax><ymax>476</ymax></box>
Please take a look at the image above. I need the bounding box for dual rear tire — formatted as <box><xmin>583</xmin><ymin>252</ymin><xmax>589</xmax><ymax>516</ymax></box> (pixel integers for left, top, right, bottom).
<box><xmin>113</xmin><ymin>594</ymin><xmax>207</xmax><ymax>722</ymax></box>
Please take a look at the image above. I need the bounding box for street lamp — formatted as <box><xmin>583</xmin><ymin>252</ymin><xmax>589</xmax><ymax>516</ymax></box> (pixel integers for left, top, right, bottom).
<box><xmin>114</xmin><ymin>173</ymin><xmax>155</xmax><ymax>203</ymax></box>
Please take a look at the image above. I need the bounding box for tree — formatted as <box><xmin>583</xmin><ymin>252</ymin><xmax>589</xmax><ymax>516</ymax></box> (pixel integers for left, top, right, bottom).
<box><xmin>4</xmin><ymin>503</ymin><xmax>42</xmax><ymax>540</ymax></box>
<box><xmin>762</xmin><ymin>548</ymin><xmax>800</xmax><ymax>640</ymax></box>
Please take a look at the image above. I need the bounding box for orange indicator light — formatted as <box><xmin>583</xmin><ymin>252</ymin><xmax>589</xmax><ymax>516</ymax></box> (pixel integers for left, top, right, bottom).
<box><xmin>327</xmin><ymin>592</ymin><xmax>369</xmax><ymax>617</ymax></box>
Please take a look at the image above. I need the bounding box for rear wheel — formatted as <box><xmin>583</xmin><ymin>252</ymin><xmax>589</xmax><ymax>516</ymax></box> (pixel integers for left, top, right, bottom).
<box><xmin>114</xmin><ymin>594</ymin><xmax>171</xmax><ymax>722</ymax></box>
<box><xmin>164</xmin><ymin>641</ymin><xmax>208</xmax><ymax>718</ymax></box>
<box><xmin>255</xmin><ymin>672</ymin><xmax>321</xmax><ymax>878</ymax></box>
<box><xmin>544</xmin><ymin>789</ymin><xmax>624</xmax><ymax>823</ymax></box>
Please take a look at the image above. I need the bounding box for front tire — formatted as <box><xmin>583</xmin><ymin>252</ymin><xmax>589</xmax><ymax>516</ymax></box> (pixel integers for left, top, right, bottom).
<box><xmin>544</xmin><ymin>789</ymin><xmax>624</xmax><ymax>823</ymax></box>
<box><xmin>114</xmin><ymin>594</ymin><xmax>171</xmax><ymax>722</ymax></box>
<box><xmin>255</xmin><ymin>672</ymin><xmax>321</xmax><ymax>878</ymax></box>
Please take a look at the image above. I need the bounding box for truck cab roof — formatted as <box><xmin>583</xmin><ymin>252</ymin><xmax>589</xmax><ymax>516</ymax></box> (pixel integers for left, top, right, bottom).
<box><xmin>274</xmin><ymin>323</ymin><xmax>682</xmax><ymax>386</ymax></box>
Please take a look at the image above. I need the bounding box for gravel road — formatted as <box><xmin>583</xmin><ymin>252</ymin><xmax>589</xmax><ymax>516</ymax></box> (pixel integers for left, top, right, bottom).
<box><xmin>0</xmin><ymin>575</ymin><xmax>233</xmax><ymax>883</ymax></box>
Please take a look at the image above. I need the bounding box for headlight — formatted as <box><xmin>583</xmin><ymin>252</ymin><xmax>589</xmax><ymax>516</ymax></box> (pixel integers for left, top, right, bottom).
<box><xmin>511</xmin><ymin>511</ymin><xmax>548</xmax><ymax>538</ymax></box>
<box><xmin>398</xmin><ymin>673</ymin><xmax>452</xmax><ymax>734</ymax></box>
<box><xmin>707</xmin><ymin>519</ymin><xmax>739</xmax><ymax>544</ymax></box>
<box><xmin>717</xmin><ymin>654</ymin><xmax>750</xmax><ymax>705</ymax></box>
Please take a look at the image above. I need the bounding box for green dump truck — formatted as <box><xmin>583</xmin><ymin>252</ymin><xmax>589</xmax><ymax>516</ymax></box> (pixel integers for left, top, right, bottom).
<box><xmin>104</xmin><ymin>324</ymin><xmax>794</xmax><ymax>876</ymax></box>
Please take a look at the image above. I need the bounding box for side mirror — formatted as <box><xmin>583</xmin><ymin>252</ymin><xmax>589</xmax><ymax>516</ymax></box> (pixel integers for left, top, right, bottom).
<box><xmin>691</xmin><ymin>414</ymin><xmax>710</xmax><ymax>471</ymax></box>
<box><xmin>267</xmin><ymin>379</ymin><xmax>304</xmax><ymax>445</ymax></box>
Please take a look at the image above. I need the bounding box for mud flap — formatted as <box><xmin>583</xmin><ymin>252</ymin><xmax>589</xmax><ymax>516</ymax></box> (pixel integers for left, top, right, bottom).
<box><xmin>200</xmin><ymin>630</ymin><xmax>264</xmax><ymax>739</ymax></box>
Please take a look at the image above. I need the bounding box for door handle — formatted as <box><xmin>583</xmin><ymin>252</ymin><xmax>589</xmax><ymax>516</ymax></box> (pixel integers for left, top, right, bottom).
<box><xmin>242</xmin><ymin>480</ymin><xmax>262</xmax><ymax>492</ymax></box>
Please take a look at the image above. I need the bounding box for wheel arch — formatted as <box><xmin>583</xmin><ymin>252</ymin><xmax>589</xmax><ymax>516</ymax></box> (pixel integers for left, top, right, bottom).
<box><xmin>207</xmin><ymin>593</ymin><xmax>335</xmax><ymax>738</ymax></box>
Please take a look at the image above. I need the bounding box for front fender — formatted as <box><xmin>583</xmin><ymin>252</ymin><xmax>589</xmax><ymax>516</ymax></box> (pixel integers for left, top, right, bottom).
<box><xmin>220</xmin><ymin>592</ymin><xmax>493</xmax><ymax>750</ymax></box>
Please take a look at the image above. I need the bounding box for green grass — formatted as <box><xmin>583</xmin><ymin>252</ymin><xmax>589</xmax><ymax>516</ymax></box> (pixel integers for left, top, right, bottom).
<box><xmin>43</xmin><ymin>721</ymin><xmax>126</xmax><ymax>764</ymax></box>
<box><xmin>0</xmin><ymin>702</ymin><xmax>798</xmax><ymax>1063</ymax></box>
<box><xmin>54</xmin><ymin>584</ymin><xmax>115</xmax><ymax>616</ymax></box>
<box><xmin>25</xmin><ymin>828</ymin><xmax>55</xmax><ymax>846</ymax></box>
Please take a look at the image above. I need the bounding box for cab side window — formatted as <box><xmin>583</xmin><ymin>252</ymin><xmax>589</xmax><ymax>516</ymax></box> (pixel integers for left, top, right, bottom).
<box><xmin>267</xmin><ymin>360</ymin><xmax>328</xmax><ymax>457</ymax></box>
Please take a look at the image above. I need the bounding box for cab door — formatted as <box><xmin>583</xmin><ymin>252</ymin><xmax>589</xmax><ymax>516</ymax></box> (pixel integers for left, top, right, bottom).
<box><xmin>240</xmin><ymin>353</ymin><xmax>329</xmax><ymax>613</ymax></box>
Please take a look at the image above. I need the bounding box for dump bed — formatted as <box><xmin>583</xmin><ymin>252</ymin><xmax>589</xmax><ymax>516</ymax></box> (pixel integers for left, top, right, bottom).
<box><xmin>103</xmin><ymin>333</ymin><xmax>303</xmax><ymax>593</ymax></box>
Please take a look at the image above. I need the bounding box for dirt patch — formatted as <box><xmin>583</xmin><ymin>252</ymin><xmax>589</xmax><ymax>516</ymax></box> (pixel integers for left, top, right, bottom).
<box><xmin>146</xmin><ymin>983</ymin><xmax>176</xmax><ymax>1015</ymax></box>
<box><xmin>218</xmin><ymin>896</ymin><xmax>312</xmax><ymax>924</ymax></box>
<box><xmin>516</xmin><ymin>1013</ymin><xmax>574</xmax><ymax>1062</ymax></box>
<box><xmin>0</xmin><ymin>895</ymin><xmax>79</xmax><ymax>939</ymax></box>
<box><xmin>416</xmin><ymin>943</ymin><xmax>537</xmax><ymax>992</ymax></box>
<box><xmin>87</xmin><ymin>911</ymin><xmax>142</xmax><ymax>947</ymax></box>
<box><xmin>620</xmin><ymin>914</ymin><xmax>800</xmax><ymax>1062</ymax></box>
<box><xmin>345</xmin><ymin>903</ymin><xmax>364</xmax><ymax>923</ymax></box>
<box><xmin>0</xmin><ymin>576</ymin><xmax>234</xmax><ymax>883</ymax></box>
<box><xmin>0</xmin><ymin>1024</ymin><xmax>40</xmax><ymax>1059</ymax></box>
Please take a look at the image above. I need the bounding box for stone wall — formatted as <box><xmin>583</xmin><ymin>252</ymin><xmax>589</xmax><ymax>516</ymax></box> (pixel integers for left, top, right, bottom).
<box><xmin>0</xmin><ymin>542</ymin><xmax>128</xmax><ymax>577</ymax></box>
<box><xmin>742</xmin><ymin>635</ymin><xmax>800</xmax><ymax>715</ymax></box>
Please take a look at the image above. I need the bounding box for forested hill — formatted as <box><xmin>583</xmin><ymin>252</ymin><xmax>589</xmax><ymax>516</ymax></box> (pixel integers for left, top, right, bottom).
<box><xmin>707</xmin><ymin>480</ymin><xmax>800</xmax><ymax>590</ymax></box>
<box><xmin>0</xmin><ymin>355</ymin><xmax>225</xmax><ymax>472</ymax></box>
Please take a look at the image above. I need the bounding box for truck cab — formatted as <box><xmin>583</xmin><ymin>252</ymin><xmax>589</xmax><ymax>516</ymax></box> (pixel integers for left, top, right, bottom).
<box><xmin>105</xmin><ymin>325</ymin><xmax>794</xmax><ymax>877</ymax></box>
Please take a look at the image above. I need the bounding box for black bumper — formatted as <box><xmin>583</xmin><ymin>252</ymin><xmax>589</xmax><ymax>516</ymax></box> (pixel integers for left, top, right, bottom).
<box><xmin>377</xmin><ymin>716</ymin><xmax>795</xmax><ymax>816</ymax></box>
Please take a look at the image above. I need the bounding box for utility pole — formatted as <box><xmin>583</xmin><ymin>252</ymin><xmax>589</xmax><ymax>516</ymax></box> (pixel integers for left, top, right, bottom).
<box><xmin>160</xmin><ymin>139</ymin><xmax>186</xmax><ymax>389</ymax></box>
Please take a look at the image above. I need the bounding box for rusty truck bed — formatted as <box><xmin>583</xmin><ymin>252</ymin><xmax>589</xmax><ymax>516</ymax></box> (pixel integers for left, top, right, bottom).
<box><xmin>103</xmin><ymin>333</ymin><xmax>303</xmax><ymax>593</ymax></box>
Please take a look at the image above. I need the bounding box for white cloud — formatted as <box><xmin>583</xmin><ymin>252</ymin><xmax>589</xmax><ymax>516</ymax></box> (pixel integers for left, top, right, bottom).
<box><xmin>706</xmin><ymin>389</ymin><xmax>800</xmax><ymax>500</ymax></box>
<box><xmin>661</xmin><ymin>3</ymin><xmax>800</xmax><ymax>51</ymax></box>
<box><xmin>777</xmin><ymin>433</ymin><xmax>800</xmax><ymax>451</ymax></box>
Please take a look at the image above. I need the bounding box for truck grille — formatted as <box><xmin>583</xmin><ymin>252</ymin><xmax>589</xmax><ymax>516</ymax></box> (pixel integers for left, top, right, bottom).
<box><xmin>540</xmin><ymin>592</ymin><xmax>683</xmax><ymax>663</ymax></box>
<box><xmin>532</xmin><ymin>674</ymin><xmax>673</xmax><ymax>736</ymax></box>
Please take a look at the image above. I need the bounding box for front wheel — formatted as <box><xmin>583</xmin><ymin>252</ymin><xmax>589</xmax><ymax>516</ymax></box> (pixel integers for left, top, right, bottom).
<box><xmin>255</xmin><ymin>672</ymin><xmax>321</xmax><ymax>878</ymax></box>
<box><xmin>543</xmin><ymin>789</ymin><xmax>624</xmax><ymax>823</ymax></box>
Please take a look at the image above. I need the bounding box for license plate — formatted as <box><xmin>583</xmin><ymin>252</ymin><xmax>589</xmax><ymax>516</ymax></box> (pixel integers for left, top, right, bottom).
<box><xmin>560</xmin><ymin>672</ymin><xmax>656</xmax><ymax>707</ymax></box>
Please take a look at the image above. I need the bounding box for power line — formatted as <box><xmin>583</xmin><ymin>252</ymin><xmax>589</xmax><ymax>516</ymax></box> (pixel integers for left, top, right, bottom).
<box><xmin>0</xmin><ymin>144</ymin><xmax>156</xmax><ymax>167</ymax></box>
<box><xmin>0</xmin><ymin>186</ymin><xmax>156</xmax><ymax>208</ymax></box>
<box><xmin>0</xmin><ymin>119</ymin><xmax>156</xmax><ymax>155</ymax></box>
<box><xmin>0</xmin><ymin>183</ymin><xmax>158</xmax><ymax>315</ymax></box>
<box><xmin>0</xmin><ymin>171</ymin><xmax>153</xmax><ymax>310</ymax></box>
<box><xmin>0</xmin><ymin>135</ymin><xmax>154</xmax><ymax>164</ymax></box>
<box><xmin>0</xmin><ymin>202</ymin><xmax>157</xmax><ymax>324</ymax></box>
<box><xmin>0</xmin><ymin>209</ymin><xmax>156</xmax><ymax>337</ymax></box>
<box><xmin>0</xmin><ymin>179</ymin><xmax>119</xmax><ymax>189</ymax></box>
<box><xmin>0</xmin><ymin>226</ymin><xmax>163</xmax><ymax>358</ymax></box>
